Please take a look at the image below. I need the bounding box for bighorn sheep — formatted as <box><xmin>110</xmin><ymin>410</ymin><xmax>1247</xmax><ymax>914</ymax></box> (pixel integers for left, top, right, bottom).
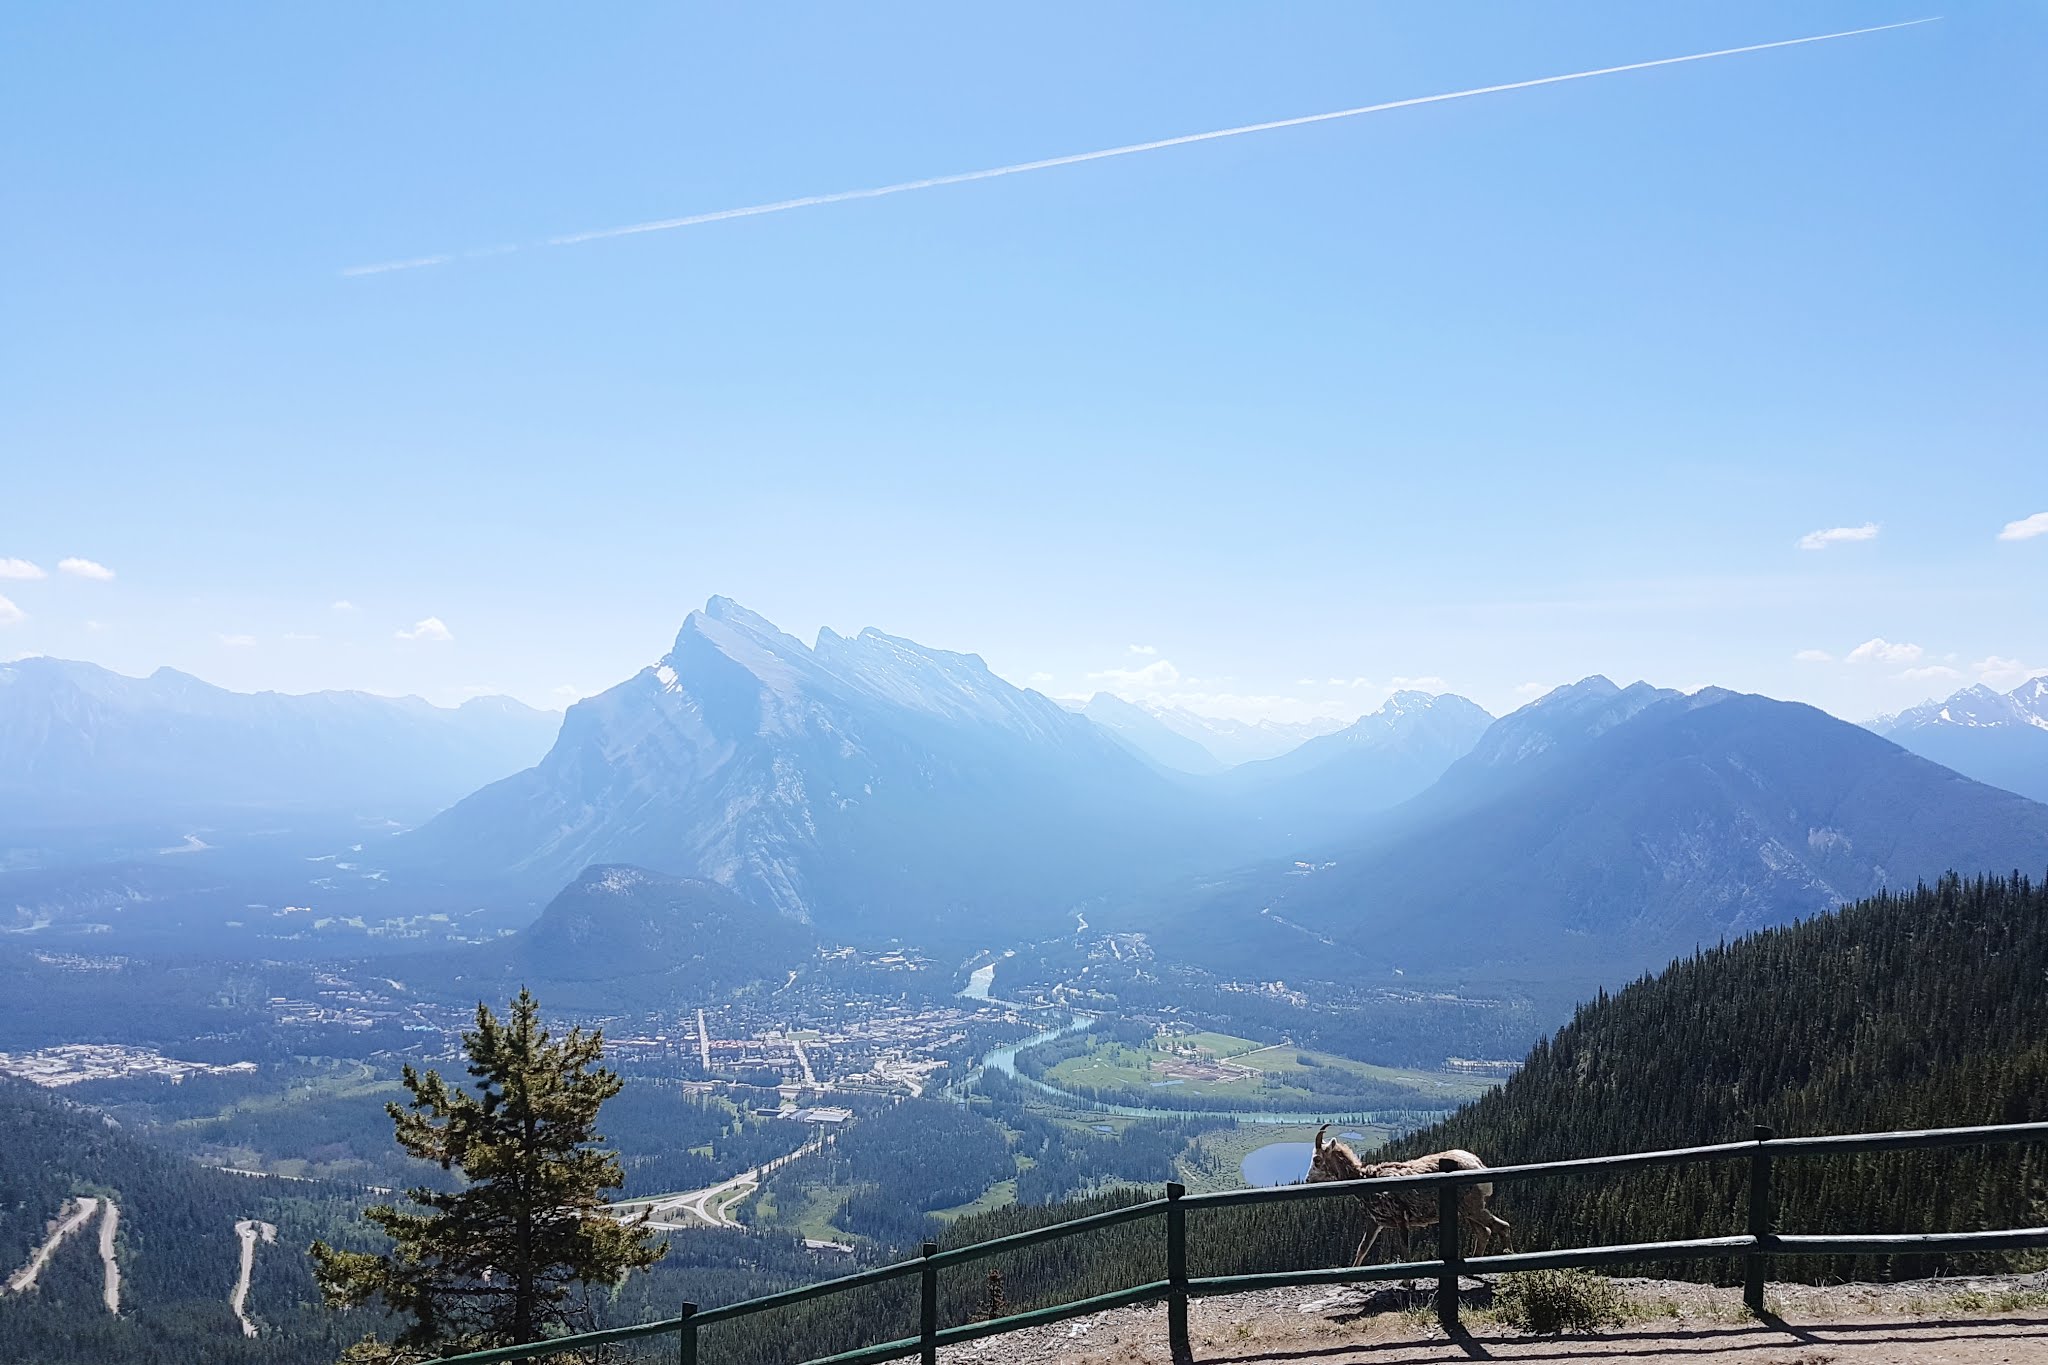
<box><xmin>1306</xmin><ymin>1126</ymin><xmax>1511</xmax><ymax>1267</ymax></box>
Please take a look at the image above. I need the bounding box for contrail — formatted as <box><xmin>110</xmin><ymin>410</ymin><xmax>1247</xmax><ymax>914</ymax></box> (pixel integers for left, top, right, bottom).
<box><xmin>344</xmin><ymin>18</ymin><xmax>1937</xmax><ymax>277</ymax></box>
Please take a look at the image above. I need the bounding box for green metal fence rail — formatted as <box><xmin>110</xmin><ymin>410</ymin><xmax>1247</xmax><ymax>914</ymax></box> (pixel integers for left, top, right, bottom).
<box><xmin>421</xmin><ymin>1119</ymin><xmax>2048</xmax><ymax>1365</ymax></box>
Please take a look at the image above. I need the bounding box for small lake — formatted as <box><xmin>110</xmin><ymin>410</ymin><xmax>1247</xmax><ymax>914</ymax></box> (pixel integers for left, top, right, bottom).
<box><xmin>1241</xmin><ymin>1141</ymin><xmax>1314</xmax><ymax>1187</ymax></box>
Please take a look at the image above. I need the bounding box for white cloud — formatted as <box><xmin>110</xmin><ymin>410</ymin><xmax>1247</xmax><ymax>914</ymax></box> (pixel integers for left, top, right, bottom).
<box><xmin>1167</xmin><ymin>690</ymin><xmax>1351</xmax><ymax>724</ymax></box>
<box><xmin>0</xmin><ymin>558</ymin><xmax>45</xmax><ymax>580</ymax></box>
<box><xmin>1087</xmin><ymin>659</ymin><xmax>1181</xmax><ymax>692</ymax></box>
<box><xmin>1027</xmin><ymin>671</ymin><xmax>1054</xmax><ymax>685</ymax></box>
<box><xmin>1793</xmin><ymin>649</ymin><xmax>1833</xmax><ymax>663</ymax></box>
<box><xmin>1997</xmin><ymin>512</ymin><xmax>2048</xmax><ymax>542</ymax></box>
<box><xmin>331</xmin><ymin>599</ymin><xmax>359</xmax><ymax>612</ymax></box>
<box><xmin>58</xmin><ymin>557</ymin><xmax>115</xmax><ymax>581</ymax></box>
<box><xmin>1973</xmin><ymin>656</ymin><xmax>2044</xmax><ymax>689</ymax></box>
<box><xmin>0</xmin><ymin>595</ymin><xmax>23</xmax><ymax>627</ymax></box>
<box><xmin>1898</xmin><ymin>665</ymin><xmax>1962</xmax><ymax>682</ymax></box>
<box><xmin>283</xmin><ymin>632</ymin><xmax>321</xmax><ymax>642</ymax></box>
<box><xmin>84</xmin><ymin>620</ymin><xmax>106</xmax><ymax>632</ymax></box>
<box><xmin>1081</xmin><ymin>654</ymin><xmax>1352</xmax><ymax>723</ymax></box>
<box><xmin>1127</xmin><ymin>644</ymin><xmax>1157</xmax><ymax>657</ymax></box>
<box><xmin>1797</xmin><ymin>523</ymin><xmax>1879</xmax><ymax>551</ymax></box>
<box><xmin>396</xmin><ymin>616</ymin><xmax>454</xmax><ymax>642</ymax></box>
<box><xmin>1387</xmin><ymin>674</ymin><xmax>1449</xmax><ymax>693</ymax></box>
<box><xmin>1846</xmin><ymin>638</ymin><xmax>1923</xmax><ymax>665</ymax></box>
<box><xmin>218</xmin><ymin>633</ymin><xmax>257</xmax><ymax>648</ymax></box>
<box><xmin>1512</xmin><ymin>682</ymin><xmax>1551</xmax><ymax>699</ymax></box>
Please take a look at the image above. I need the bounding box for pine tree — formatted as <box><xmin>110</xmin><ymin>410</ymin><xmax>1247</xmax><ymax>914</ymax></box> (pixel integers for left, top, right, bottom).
<box><xmin>311</xmin><ymin>989</ymin><xmax>665</xmax><ymax>1361</ymax></box>
<box><xmin>978</xmin><ymin>1269</ymin><xmax>1008</xmax><ymax>1322</ymax></box>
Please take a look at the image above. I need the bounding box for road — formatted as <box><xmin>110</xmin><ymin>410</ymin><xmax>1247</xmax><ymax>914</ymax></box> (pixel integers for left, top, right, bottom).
<box><xmin>97</xmin><ymin>1200</ymin><xmax>120</xmax><ymax>1313</ymax></box>
<box><xmin>231</xmin><ymin>1219</ymin><xmax>278</xmax><ymax>1336</ymax></box>
<box><xmin>4</xmin><ymin>1196</ymin><xmax>100</xmax><ymax>1296</ymax></box>
<box><xmin>612</xmin><ymin>1130</ymin><xmax>834</xmax><ymax>1230</ymax></box>
<box><xmin>664</xmin><ymin>1169</ymin><xmax>760</xmax><ymax>1229</ymax></box>
<box><xmin>697</xmin><ymin>1008</ymin><xmax>712</xmax><ymax>1070</ymax></box>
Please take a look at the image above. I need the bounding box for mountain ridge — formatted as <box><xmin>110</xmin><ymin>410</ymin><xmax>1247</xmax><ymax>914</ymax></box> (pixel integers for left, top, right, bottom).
<box><xmin>1154</xmin><ymin>680</ymin><xmax>2048</xmax><ymax>984</ymax></box>
<box><xmin>0</xmin><ymin>657</ymin><xmax>559</xmax><ymax>834</ymax></box>
<box><xmin>1868</xmin><ymin>674</ymin><xmax>2048</xmax><ymax>803</ymax></box>
<box><xmin>396</xmin><ymin>599</ymin><xmax>1220</xmax><ymax>942</ymax></box>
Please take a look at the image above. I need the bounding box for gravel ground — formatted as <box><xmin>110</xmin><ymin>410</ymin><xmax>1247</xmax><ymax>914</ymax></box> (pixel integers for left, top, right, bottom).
<box><xmin>936</xmin><ymin>1273</ymin><xmax>2048</xmax><ymax>1365</ymax></box>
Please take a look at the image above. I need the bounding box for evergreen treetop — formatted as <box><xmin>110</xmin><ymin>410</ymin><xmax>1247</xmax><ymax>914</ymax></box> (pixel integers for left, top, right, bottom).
<box><xmin>311</xmin><ymin>988</ymin><xmax>664</xmax><ymax>1362</ymax></box>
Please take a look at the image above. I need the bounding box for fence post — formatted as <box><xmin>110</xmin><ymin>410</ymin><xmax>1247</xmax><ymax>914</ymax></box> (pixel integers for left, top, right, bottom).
<box><xmin>1436</xmin><ymin>1179</ymin><xmax>1462</xmax><ymax>1331</ymax></box>
<box><xmin>1166</xmin><ymin>1181</ymin><xmax>1190</xmax><ymax>1360</ymax></box>
<box><xmin>920</xmin><ymin>1240</ymin><xmax>939</xmax><ymax>1365</ymax></box>
<box><xmin>676</xmin><ymin>1301</ymin><xmax>698</xmax><ymax>1365</ymax></box>
<box><xmin>1744</xmin><ymin>1125</ymin><xmax>1774</xmax><ymax>1315</ymax></box>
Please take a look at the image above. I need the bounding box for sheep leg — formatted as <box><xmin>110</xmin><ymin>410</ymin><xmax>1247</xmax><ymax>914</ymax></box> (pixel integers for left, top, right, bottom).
<box><xmin>1351</xmin><ymin>1222</ymin><xmax>1382</xmax><ymax>1268</ymax></box>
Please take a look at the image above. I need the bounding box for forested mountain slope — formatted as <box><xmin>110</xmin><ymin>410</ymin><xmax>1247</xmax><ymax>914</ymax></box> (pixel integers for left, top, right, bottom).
<box><xmin>0</xmin><ymin>1079</ymin><xmax>375</xmax><ymax>1363</ymax></box>
<box><xmin>443</xmin><ymin>864</ymin><xmax>818</xmax><ymax>1009</ymax></box>
<box><xmin>1394</xmin><ymin>872</ymin><xmax>2048</xmax><ymax>1278</ymax></box>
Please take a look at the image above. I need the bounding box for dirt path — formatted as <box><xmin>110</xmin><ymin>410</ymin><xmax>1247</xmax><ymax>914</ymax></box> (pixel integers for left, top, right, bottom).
<box><xmin>97</xmin><ymin>1199</ymin><xmax>120</xmax><ymax>1313</ymax></box>
<box><xmin>3</xmin><ymin>1196</ymin><xmax>99</xmax><ymax>1295</ymax></box>
<box><xmin>933</xmin><ymin>1276</ymin><xmax>2048</xmax><ymax>1365</ymax></box>
<box><xmin>230</xmin><ymin>1219</ymin><xmax>277</xmax><ymax>1337</ymax></box>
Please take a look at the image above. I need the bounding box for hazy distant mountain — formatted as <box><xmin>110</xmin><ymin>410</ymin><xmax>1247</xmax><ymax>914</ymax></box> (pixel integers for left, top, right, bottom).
<box><xmin>1071</xmin><ymin>693</ymin><xmax>1225</xmax><ymax>775</ymax></box>
<box><xmin>1455</xmin><ymin>676</ymin><xmax>1677</xmax><ymax>775</ymax></box>
<box><xmin>448</xmin><ymin>865</ymin><xmax>817</xmax><ymax>1008</ymax></box>
<box><xmin>1131</xmin><ymin>703</ymin><xmax>1347</xmax><ymax>767</ymax></box>
<box><xmin>1167</xmin><ymin>679</ymin><xmax>2048</xmax><ymax>984</ymax></box>
<box><xmin>0</xmin><ymin>657</ymin><xmax>558</xmax><ymax>833</ymax></box>
<box><xmin>1225</xmin><ymin>690</ymin><xmax>1493</xmax><ymax>836</ymax></box>
<box><xmin>1868</xmin><ymin>676</ymin><xmax>2048</xmax><ymax>804</ymax></box>
<box><xmin>400</xmin><ymin>598</ymin><xmax>1208</xmax><ymax>942</ymax></box>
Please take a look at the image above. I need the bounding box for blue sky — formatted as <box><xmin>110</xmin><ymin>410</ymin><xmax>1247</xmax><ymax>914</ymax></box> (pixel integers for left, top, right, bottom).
<box><xmin>2</xmin><ymin>3</ymin><xmax>2042</xmax><ymax>722</ymax></box>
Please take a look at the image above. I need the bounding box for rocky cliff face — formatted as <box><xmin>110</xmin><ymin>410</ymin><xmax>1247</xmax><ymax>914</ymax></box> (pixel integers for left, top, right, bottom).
<box><xmin>400</xmin><ymin>598</ymin><xmax>1197</xmax><ymax>941</ymax></box>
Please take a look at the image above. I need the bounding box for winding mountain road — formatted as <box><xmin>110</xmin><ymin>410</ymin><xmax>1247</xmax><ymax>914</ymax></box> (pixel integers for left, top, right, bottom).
<box><xmin>231</xmin><ymin>1219</ymin><xmax>278</xmax><ymax>1336</ymax></box>
<box><xmin>4</xmin><ymin>1196</ymin><xmax>99</xmax><ymax>1295</ymax></box>
<box><xmin>4</xmin><ymin>1197</ymin><xmax>122</xmax><ymax>1311</ymax></box>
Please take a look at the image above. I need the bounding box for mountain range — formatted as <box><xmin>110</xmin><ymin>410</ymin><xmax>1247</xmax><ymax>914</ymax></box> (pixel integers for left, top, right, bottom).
<box><xmin>8</xmin><ymin>608</ymin><xmax>2047</xmax><ymax>991</ymax></box>
<box><xmin>1868</xmin><ymin>675</ymin><xmax>2048</xmax><ymax>804</ymax></box>
<box><xmin>0</xmin><ymin>658</ymin><xmax>558</xmax><ymax>848</ymax></box>
<box><xmin>1159</xmin><ymin>677</ymin><xmax>2048</xmax><ymax>984</ymax></box>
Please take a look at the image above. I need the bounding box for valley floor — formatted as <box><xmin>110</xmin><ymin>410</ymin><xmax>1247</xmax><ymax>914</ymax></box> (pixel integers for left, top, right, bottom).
<box><xmin>934</xmin><ymin>1274</ymin><xmax>2048</xmax><ymax>1365</ymax></box>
